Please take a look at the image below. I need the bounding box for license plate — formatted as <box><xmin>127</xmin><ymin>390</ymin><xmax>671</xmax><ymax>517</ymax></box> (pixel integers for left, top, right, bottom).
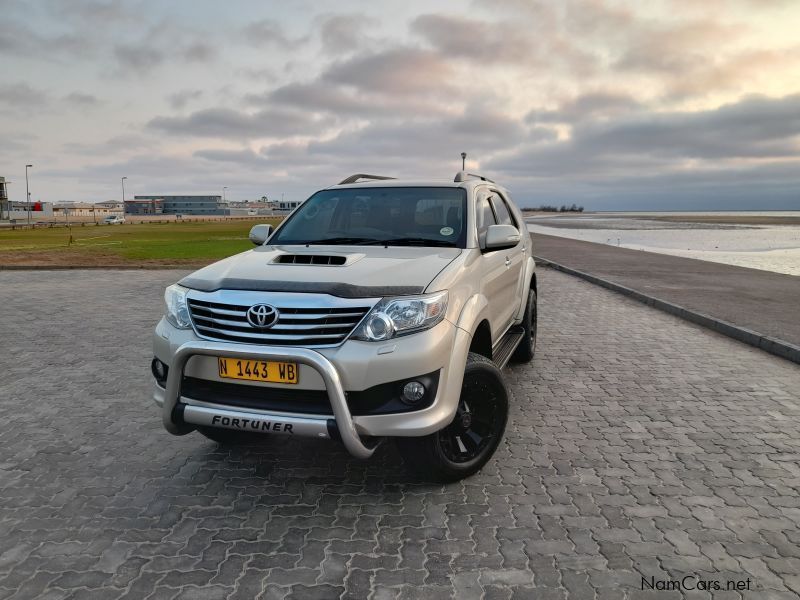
<box><xmin>217</xmin><ymin>357</ymin><xmax>299</xmax><ymax>384</ymax></box>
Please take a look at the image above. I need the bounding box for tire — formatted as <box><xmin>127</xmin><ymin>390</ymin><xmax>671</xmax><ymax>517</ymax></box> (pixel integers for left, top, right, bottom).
<box><xmin>396</xmin><ymin>353</ymin><xmax>509</xmax><ymax>482</ymax></box>
<box><xmin>196</xmin><ymin>426</ymin><xmax>263</xmax><ymax>445</ymax></box>
<box><xmin>510</xmin><ymin>288</ymin><xmax>537</xmax><ymax>363</ymax></box>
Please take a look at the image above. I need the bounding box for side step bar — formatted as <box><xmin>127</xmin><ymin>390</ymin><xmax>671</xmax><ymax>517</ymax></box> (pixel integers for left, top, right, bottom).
<box><xmin>492</xmin><ymin>325</ymin><xmax>525</xmax><ymax>369</ymax></box>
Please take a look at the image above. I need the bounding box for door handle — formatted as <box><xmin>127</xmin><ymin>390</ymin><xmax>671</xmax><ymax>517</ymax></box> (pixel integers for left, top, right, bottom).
<box><xmin>505</xmin><ymin>257</ymin><xmax>511</xmax><ymax>266</ymax></box>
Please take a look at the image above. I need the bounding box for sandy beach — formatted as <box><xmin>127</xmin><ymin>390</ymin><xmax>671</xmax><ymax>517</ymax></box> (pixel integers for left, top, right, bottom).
<box><xmin>526</xmin><ymin>212</ymin><xmax>800</xmax><ymax>276</ymax></box>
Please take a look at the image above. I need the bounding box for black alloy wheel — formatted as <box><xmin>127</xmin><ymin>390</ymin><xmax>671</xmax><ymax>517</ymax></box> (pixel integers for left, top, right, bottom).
<box><xmin>438</xmin><ymin>371</ymin><xmax>504</xmax><ymax>463</ymax></box>
<box><xmin>396</xmin><ymin>352</ymin><xmax>509</xmax><ymax>482</ymax></box>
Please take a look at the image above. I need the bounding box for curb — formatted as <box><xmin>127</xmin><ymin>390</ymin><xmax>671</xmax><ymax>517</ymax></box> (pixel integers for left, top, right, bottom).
<box><xmin>535</xmin><ymin>256</ymin><xmax>800</xmax><ymax>365</ymax></box>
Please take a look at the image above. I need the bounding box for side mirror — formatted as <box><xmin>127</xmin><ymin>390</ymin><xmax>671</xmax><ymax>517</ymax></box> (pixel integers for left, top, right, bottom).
<box><xmin>484</xmin><ymin>224</ymin><xmax>520</xmax><ymax>251</ymax></box>
<box><xmin>249</xmin><ymin>223</ymin><xmax>273</xmax><ymax>245</ymax></box>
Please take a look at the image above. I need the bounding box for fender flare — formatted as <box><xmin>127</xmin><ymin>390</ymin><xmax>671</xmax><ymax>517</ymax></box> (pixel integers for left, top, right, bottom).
<box><xmin>454</xmin><ymin>293</ymin><xmax>492</xmax><ymax>336</ymax></box>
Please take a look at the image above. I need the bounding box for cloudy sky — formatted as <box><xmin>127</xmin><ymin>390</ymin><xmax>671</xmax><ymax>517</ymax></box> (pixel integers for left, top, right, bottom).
<box><xmin>2</xmin><ymin>0</ymin><xmax>799</xmax><ymax>210</ymax></box>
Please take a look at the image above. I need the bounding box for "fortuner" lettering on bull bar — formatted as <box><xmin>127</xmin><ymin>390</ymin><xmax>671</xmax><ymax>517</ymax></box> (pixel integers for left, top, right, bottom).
<box><xmin>211</xmin><ymin>414</ymin><xmax>294</xmax><ymax>433</ymax></box>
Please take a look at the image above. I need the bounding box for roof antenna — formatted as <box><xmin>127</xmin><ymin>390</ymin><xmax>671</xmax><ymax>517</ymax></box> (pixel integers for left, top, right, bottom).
<box><xmin>461</xmin><ymin>152</ymin><xmax>467</xmax><ymax>171</ymax></box>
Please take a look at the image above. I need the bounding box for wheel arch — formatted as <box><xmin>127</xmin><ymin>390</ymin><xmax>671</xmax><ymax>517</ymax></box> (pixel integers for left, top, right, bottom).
<box><xmin>469</xmin><ymin>320</ymin><xmax>493</xmax><ymax>360</ymax></box>
<box><xmin>454</xmin><ymin>293</ymin><xmax>493</xmax><ymax>360</ymax></box>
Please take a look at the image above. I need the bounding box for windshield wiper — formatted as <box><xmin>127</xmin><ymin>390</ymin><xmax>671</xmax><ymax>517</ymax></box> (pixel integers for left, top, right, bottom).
<box><xmin>365</xmin><ymin>237</ymin><xmax>458</xmax><ymax>247</ymax></box>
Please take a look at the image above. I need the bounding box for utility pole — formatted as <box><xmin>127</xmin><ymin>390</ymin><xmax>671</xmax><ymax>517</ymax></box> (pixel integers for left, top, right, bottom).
<box><xmin>461</xmin><ymin>152</ymin><xmax>467</xmax><ymax>171</ymax></box>
<box><xmin>25</xmin><ymin>164</ymin><xmax>33</xmax><ymax>226</ymax></box>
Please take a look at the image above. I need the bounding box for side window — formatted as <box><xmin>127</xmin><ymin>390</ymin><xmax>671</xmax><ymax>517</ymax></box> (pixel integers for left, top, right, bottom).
<box><xmin>501</xmin><ymin>193</ymin><xmax>520</xmax><ymax>228</ymax></box>
<box><xmin>489</xmin><ymin>194</ymin><xmax>515</xmax><ymax>227</ymax></box>
<box><xmin>476</xmin><ymin>192</ymin><xmax>497</xmax><ymax>247</ymax></box>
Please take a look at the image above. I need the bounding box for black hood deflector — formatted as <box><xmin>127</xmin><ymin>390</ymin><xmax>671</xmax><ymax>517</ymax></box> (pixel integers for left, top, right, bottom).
<box><xmin>179</xmin><ymin>276</ymin><xmax>423</xmax><ymax>298</ymax></box>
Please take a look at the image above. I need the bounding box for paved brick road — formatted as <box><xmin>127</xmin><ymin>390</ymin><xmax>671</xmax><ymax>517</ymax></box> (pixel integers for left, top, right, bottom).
<box><xmin>1</xmin><ymin>268</ymin><xmax>799</xmax><ymax>600</ymax></box>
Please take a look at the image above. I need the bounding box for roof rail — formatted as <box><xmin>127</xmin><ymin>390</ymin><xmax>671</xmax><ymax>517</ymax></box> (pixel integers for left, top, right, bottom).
<box><xmin>454</xmin><ymin>171</ymin><xmax>495</xmax><ymax>183</ymax></box>
<box><xmin>338</xmin><ymin>174</ymin><xmax>396</xmax><ymax>185</ymax></box>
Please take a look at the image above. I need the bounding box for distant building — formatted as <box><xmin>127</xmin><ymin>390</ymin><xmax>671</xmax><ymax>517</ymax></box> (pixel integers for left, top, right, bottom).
<box><xmin>8</xmin><ymin>200</ymin><xmax>53</xmax><ymax>219</ymax></box>
<box><xmin>277</xmin><ymin>200</ymin><xmax>301</xmax><ymax>211</ymax></box>
<box><xmin>131</xmin><ymin>195</ymin><xmax>226</xmax><ymax>215</ymax></box>
<box><xmin>53</xmin><ymin>202</ymin><xmax>122</xmax><ymax>217</ymax></box>
<box><xmin>124</xmin><ymin>198</ymin><xmax>163</xmax><ymax>215</ymax></box>
<box><xmin>95</xmin><ymin>200</ymin><xmax>124</xmax><ymax>211</ymax></box>
<box><xmin>54</xmin><ymin>203</ymin><xmax>95</xmax><ymax>217</ymax></box>
<box><xmin>227</xmin><ymin>200</ymin><xmax>276</xmax><ymax>216</ymax></box>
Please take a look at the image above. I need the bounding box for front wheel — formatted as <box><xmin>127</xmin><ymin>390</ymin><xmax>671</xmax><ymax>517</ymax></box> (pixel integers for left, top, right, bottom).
<box><xmin>396</xmin><ymin>353</ymin><xmax>508</xmax><ymax>482</ymax></box>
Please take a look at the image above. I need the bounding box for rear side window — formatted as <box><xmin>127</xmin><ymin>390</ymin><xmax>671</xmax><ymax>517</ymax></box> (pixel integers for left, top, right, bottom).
<box><xmin>489</xmin><ymin>194</ymin><xmax>515</xmax><ymax>227</ymax></box>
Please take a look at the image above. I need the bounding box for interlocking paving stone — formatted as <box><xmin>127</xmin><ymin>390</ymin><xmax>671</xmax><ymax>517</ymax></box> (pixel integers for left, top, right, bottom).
<box><xmin>0</xmin><ymin>268</ymin><xmax>798</xmax><ymax>599</ymax></box>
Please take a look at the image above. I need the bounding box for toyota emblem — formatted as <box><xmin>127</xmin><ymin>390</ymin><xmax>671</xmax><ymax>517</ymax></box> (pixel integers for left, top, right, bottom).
<box><xmin>246</xmin><ymin>304</ymin><xmax>280</xmax><ymax>329</ymax></box>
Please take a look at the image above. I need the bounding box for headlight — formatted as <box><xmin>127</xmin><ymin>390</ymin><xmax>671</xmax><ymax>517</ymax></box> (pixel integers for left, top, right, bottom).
<box><xmin>351</xmin><ymin>291</ymin><xmax>448</xmax><ymax>342</ymax></box>
<box><xmin>164</xmin><ymin>284</ymin><xmax>191</xmax><ymax>329</ymax></box>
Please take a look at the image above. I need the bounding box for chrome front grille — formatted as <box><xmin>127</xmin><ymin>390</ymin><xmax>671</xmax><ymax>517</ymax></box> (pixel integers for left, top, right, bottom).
<box><xmin>187</xmin><ymin>297</ymin><xmax>372</xmax><ymax>346</ymax></box>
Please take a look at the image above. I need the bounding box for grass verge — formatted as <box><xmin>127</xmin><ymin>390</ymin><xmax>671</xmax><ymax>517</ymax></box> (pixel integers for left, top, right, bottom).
<box><xmin>0</xmin><ymin>218</ymin><xmax>283</xmax><ymax>268</ymax></box>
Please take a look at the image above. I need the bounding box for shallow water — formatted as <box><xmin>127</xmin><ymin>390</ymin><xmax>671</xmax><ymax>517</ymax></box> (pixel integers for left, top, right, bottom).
<box><xmin>527</xmin><ymin>213</ymin><xmax>800</xmax><ymax>276</ymax></box>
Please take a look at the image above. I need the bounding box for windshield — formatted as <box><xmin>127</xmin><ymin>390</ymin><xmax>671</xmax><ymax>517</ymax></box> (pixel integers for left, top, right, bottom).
<box><xmin>270</xmin><ymin>187</ymin><xmax>467</xmax><ymax>247</ymax></box>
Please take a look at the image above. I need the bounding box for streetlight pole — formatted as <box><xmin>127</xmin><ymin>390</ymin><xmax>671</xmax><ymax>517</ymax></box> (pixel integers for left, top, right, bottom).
<box><xmin>461</xmin><ymin>152</ymin><xmax>467</xmax><ymax>171</ymax></box>
<box><xmin>223</xmin><ymin>186</ymin><xmax>227</xmax><ymax>203</ymax></box>
<box><xmin>25</xmin><ymin>164</ymin><xmax>32</xmax><ymax>226</ymax></box>
<box><xmin>121</xmin><ymin>176</ymin><xmax>127</xmax><ymax>204</ymax></box>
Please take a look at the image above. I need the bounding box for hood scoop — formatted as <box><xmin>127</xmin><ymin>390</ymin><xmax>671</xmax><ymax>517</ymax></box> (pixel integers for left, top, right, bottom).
<box><xmin>272</xmin><ymin>253</ymin><xmax>348</xmax><ymax>266</ymax></box>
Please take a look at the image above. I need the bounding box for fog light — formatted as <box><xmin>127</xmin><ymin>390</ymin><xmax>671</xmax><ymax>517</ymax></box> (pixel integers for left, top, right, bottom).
<box><xmin>402</xmin><ymin>381</ymin><xmax>426</xmax><ymax>404</ymax></box>
<box><xmin>151</xmin><ymin>358</ymin><xmax>168</xmax><ymax>382</ymax></box>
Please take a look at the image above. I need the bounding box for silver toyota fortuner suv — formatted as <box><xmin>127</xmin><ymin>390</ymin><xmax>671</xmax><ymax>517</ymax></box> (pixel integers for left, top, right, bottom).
<box><xmin>152</xmin><ymin>172</ymin><xmax>537</xmax><ymax>481</ymax></box>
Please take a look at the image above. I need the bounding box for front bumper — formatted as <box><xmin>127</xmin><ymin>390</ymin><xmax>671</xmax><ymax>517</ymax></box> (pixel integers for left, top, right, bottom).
<box><xmin>161</xmin><ymin>341</ymin><xmax>377</xmax><ymax>458</ymax></box>
<box><xmin>155</xmin><ymin>323</ymin><xmax>472</xmax><ymax>459</ymax></box>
